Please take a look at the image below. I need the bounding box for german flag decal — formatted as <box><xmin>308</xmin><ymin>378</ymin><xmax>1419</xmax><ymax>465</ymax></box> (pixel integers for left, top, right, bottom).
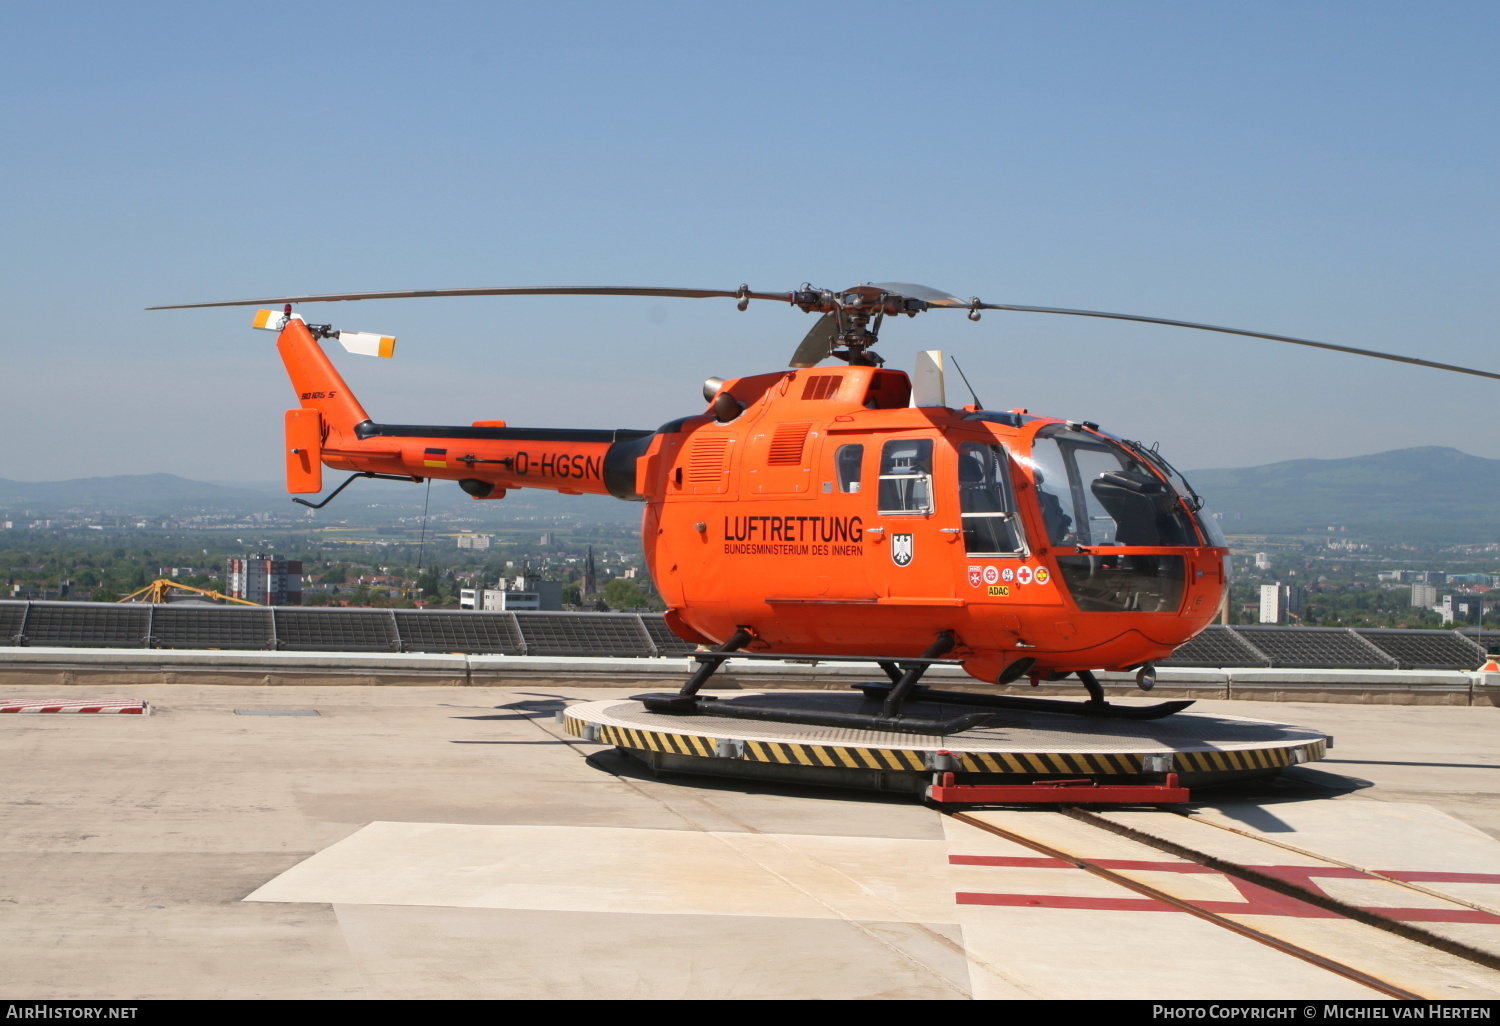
<box><xmin>423</xmin><ymin>447</ymin><xmax>448</xmax><ymax>469</ymax></box>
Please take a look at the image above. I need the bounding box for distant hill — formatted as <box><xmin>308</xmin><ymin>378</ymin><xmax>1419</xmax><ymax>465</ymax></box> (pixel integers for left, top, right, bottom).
<box><xmin>7</xmin><ymin>446</ymin><xmax>1496</xmax><ymax>542</ymax></box>
<box><xmin>1186</xmin><ymin>447</ymin><xmax>1500</xmax><ymax>543</ymax></box>
<box><xmin>0</xmin><ymin>473</ymin><xmax>269</xmax><ymax>510</ymax></box>
<box><xmin>0</xmin><ymin>472</ymin><xmax>642</xmax><ymax>524</ymax></box>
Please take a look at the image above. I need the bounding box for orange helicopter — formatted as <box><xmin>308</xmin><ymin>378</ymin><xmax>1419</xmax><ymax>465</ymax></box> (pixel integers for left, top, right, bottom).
<box><xmin>152</xmin><ymin>283</ymin><xmax>1500</xmax><ymax>735</ymax></box>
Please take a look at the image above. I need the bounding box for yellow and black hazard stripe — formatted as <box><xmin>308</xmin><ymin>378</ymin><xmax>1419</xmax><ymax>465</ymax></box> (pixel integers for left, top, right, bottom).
<box><xmin>1171</xmin><ymin>739</ymin><xmax>1325</xmax><ymax>774</ymax></box>
<box><xmin>563</xmin><ymin>716</ymin><xmax>927</xmax><ymax>768</ymax></box>
<box><xmin>959</xmin><ymin>750</ymin><xmax>1143</xmax><ymax>775</ymax></box>
<box><xmin>741</xmin><ymin>740</ymin><xmax>927</xmax><ymax>770</ymax></box>
<box><xmin>561</xmin><ymin>715</ymin><xmax>1325</xmax><ymax>775</ymax></box>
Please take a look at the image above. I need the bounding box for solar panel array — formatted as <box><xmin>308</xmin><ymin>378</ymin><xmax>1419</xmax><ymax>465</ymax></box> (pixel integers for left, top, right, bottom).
<box><xmin>392</xmin><ymin>609</ymin><xmax>524</xmax><ymax>654</ymax></box>
<box><xmin>0</xmin><ymin>603</ymin><xmax>27</xmax><ymax>645</ymax></box>
<box><xmin>152</xmin><ymin>606</ymin><xmax>274</xmax><ymax>650</ymax></box>
<box><xmin>1354</xmin><ymin>629</ymin><xmax>1485</xmax><ymax>670</ymax></box>
<box><xmin>1159</xmin><ymin>624</ymin><xmax>1491</xmax><ymax>670</ymax></box>
<box><xmin>0</xmin><ymin>601</ymin><xmax>700</xmax><ymax>658</ymax></box>
<box><xmin>0</xmin><ymin>599</ymin><xmax>1491</xmax><ymax>668</ymax></box>
<box><xmin>23</xmin><ymin>604</ymin><xmax>150</xmax><ymax>648</ymax></box>
<box><xmin>513</xmin><ymin>613</ymin><xmax>654</xmax><ymax>657</ymax></box>
<box><xmin>272</xmin><ymin>609</ymin><xmax>400</xmax><ymax>652</ymax></box>
<box><xmin>1228</xmin><ymin>626</ymin><xmax>1397</xmax><ymax>669</ymax></box>
<box><xmin>1158</xmin><ymin>626</ymin><xmax>1271</xmax><ymax>668</ymax></box>
<box><xmin>640</xmin><ymin>616</ymin><xmax>699</xmax><ymax>657</ymax></box>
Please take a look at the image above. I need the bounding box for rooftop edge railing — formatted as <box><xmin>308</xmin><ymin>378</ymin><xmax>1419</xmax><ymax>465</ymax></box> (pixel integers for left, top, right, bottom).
<box><xmin>0</xmin><ymin>601</ymin><xmax>1493</xmax><ymax>669</ymax></box>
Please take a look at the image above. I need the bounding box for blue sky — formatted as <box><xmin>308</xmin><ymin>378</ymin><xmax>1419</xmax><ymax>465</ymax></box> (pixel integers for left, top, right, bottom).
<box><xmin>2</xmin><ymin>1</ymin><xmax>1495</xmax><ymax>482</ymax></box>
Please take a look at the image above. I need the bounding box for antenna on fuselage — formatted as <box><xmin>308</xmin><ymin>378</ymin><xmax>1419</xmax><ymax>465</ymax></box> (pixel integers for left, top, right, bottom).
<box><xmin>949</xmin><ymin>354</ymin><xmax>985</xmax><ymax>409</ymax></box>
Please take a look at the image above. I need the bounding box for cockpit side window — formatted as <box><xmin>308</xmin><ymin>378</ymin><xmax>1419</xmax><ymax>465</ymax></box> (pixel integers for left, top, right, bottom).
<box><xmin>1027</xmin><ymin>434</ymin><xmax>1079</xmax><ymax>546</ymax></box>
<box><xmin>835</xmin><ymin>444</ymin><xmax>863</xmax><ymax>493</ymax></box>
<box><xmin>958</xmin><ymin>442</ymin><xmax>1024</xmax><ymax>555</ymax></box>
<box><xmin>877</xmin><ymin>438</ymin><xmax>934</xmax><ymax>514</ymax></box>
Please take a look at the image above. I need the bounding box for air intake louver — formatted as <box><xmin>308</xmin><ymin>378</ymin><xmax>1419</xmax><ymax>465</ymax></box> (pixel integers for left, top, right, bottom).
<box><xmin>688</xmin><ymin>437</ymin><xmax>730</xmax><ymax>483</ymax></box>
<box><xmin>767</xmin><ymin>423</ymin><xmax>812</xmax><ymax>465</ymax></box>
<box><xmin>800</xmin><ymin>375</ymin><xmax>840</xmax><ymax>400</ymax></box>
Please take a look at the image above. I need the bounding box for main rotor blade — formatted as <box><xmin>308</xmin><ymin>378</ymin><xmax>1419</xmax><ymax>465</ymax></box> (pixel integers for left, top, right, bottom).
<box><xmin>973</xmin><ymin>302</ymin><xmax>1500</xmax><ymax>382</ymax></box>
<box><xmin>867</xmin><ymin>282</ymin><xmax>969</xmax><ymax>308</ymax></box>
<box><xmin>147</xmin><ymin>285</ymin><xmax>795</xmax><ymax>311</ymax></box>
<box><xmin>789</xmin><ymin>313</ymin><xmax>839</xmax><ymax>368</ymax></box>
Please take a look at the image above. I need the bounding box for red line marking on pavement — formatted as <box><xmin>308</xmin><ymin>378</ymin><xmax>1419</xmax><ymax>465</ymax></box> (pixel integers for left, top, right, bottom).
<box><xmin>951</xmin><ymin>856</ymin><xmax>1074</xmax><ymax>870</ymax></box>
<box><xmin>1385</xmin><ymin>870</ymin><xmax>1500</xmax><ymax>885</ymax></box>
<box><xmin>958</xmin><ymin>892</ymin><xmax>1178</xmax><ymax>912</ymax></box>
<box><xmin>951</xmin><ymin>854</ymin><xmax>1500</xmax><ymax>923</ymax></box>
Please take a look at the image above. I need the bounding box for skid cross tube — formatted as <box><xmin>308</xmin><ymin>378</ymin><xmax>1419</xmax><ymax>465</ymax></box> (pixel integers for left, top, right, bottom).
<box><xmin>678</xmin><ymin>628</ymin><xmax>752</xmax><ymax>697</ymax></box>
<box><xmin>882</xmin><ymin>632</ymin><xmax>956</xmax><ymax>717</ymax></box>
<box><xmin>854</xmin><ymin>682</ymin><xmax>1193</xmax><ymax>720</ymax></box>
<box><xmin>1078</xmin><ymin>669</ymin><xmax>1107</xmax><ymax>705</ymax></box>
<box><xmin>675</xmin><ymin>700</ymin><xmax>996</xmax><ymax>737</ymax></box>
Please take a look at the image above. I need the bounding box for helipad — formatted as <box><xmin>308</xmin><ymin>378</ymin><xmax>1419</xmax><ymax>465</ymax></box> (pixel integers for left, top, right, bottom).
<box><xmin>562</xmin><ymin>692</ymin><xmax>1328</xmax><ymax>789</ymax></box>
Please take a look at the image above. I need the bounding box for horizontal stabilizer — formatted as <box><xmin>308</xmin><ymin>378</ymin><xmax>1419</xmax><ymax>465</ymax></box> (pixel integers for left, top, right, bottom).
<box><xmin>284</xmin><ymin>409</ymin><xmax>323</xmax><ymax>494</ymax></box>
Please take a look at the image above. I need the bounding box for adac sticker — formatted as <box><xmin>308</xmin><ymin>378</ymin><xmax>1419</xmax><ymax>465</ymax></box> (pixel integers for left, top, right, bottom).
<box><xmin>1016</xmin><ymin>565</ymin><xmax>1034</xmax><ymax>586</ymax></box>
<box><xmin>982</xmin><ymin>565</ymin><xmax>1000</xmax><ymax>586</ymax></box>
<box><xmin>1034</xmin><ymin>566</ymin><xmax>1051</xmax><ymax>585</ymax></box>
<box><xmin>967</xmin><ymin>565</ymin><xmax>982</xmax><ymax>588</ymax></box>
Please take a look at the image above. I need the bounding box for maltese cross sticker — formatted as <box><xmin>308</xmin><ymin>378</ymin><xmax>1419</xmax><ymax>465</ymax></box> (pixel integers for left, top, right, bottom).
<box><xmin>892</xmin><ymin>533</ymin><xmax>915</xmax><ymax>567</ymax></box>
<box><xmin>968</xmin><ymin>565</ymin><xmax>983</xmax><ymax>588</ymax></box>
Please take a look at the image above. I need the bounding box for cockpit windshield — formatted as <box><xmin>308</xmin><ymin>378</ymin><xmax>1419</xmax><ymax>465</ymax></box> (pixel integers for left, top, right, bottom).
<box><xmin>1025</xmin><ymin>426</ymin><xmax>1207</xmax><ymax>613</ymax></box>
<box><xmin>1025</xmin><ymin>426</ymin><xmax>1200</xmax><ymax>548</ymax></box>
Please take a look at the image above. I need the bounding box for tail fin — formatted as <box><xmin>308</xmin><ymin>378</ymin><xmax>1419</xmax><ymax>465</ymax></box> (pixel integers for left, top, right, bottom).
<box><xmin>271</xmin><ymin>314</ymin><xmax>372</xmax><ymax>441</ymax></box>
<box><xmin>260</xmin><ymin>311</ymin><xmax>373</xmax><ymax>494</ymax></box>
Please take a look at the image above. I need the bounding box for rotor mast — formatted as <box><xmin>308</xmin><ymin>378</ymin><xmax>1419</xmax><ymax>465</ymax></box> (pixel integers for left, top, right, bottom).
<box><xmin>786</xmin><ymin>284</ymin><xmax>935</xmax><ymax>367</ymax></box>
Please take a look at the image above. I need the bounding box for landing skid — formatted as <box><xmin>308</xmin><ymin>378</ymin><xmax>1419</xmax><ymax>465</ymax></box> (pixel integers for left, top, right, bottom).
<box><xmin>634</xmin><ymin>692</ymin><xmax>997</xmax><ymax>737</ymax></box>
<box><xmin>635</xmin><ymin>633</ymin><xmax>1193</xmax><ymax>736</ymax></box>
<box><xmin>853</xmin><ymin>682</ymin><xmax>1194</xmax><ymax>721</ymax></box>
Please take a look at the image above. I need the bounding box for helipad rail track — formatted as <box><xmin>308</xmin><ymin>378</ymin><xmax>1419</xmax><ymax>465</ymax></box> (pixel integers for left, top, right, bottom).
<box><xmin>942</xmin><ymin>804</ymin><xmax>1500</xmax><ymax>1000</ymax></box>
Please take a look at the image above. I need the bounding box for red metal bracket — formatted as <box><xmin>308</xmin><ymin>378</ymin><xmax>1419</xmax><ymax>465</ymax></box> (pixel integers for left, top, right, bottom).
<box><xmin>927</xmin><ymin>772</ymin><xmax>1190</xmax><ymax>805</ymax></box>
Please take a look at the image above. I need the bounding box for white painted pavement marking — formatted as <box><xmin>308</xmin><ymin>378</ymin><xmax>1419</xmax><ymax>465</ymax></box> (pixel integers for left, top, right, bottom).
<box><xmin>246</xmin><ymin>822</ymin><xmax>957</xmax><ymax>923</ymax></box>
<box><xmin>248</xmin><ymin>807</ymin><xmax>1500</xmax><ymax>1000</ymax></box>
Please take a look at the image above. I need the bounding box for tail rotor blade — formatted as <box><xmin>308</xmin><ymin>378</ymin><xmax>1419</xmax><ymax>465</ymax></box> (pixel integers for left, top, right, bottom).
<box><xmin>790</xmin><ymin>313</ymin><xmax>839</xmax><ymax>368</ymax></box>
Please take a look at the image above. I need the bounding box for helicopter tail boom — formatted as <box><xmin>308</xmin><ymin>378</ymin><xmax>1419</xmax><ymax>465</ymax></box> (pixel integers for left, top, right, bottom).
<box><xmin>273</xmin><ymin>314</ymin><xmax>654</xmax><ymax>502</ymax></box>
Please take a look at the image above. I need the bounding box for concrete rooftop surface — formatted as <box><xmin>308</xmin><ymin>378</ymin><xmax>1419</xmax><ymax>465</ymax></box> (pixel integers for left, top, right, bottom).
<box><xmin>3</xmin><ymin>683</ymin><xmax>1499</xmax><ymax>1000</ymax></box>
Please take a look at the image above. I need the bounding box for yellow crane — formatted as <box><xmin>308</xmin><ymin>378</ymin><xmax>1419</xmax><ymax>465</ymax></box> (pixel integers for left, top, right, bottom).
<box><xmin>117</xmin><ymin>579</ymin><xmax>261</xmax><ymax>606</ymax></box>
